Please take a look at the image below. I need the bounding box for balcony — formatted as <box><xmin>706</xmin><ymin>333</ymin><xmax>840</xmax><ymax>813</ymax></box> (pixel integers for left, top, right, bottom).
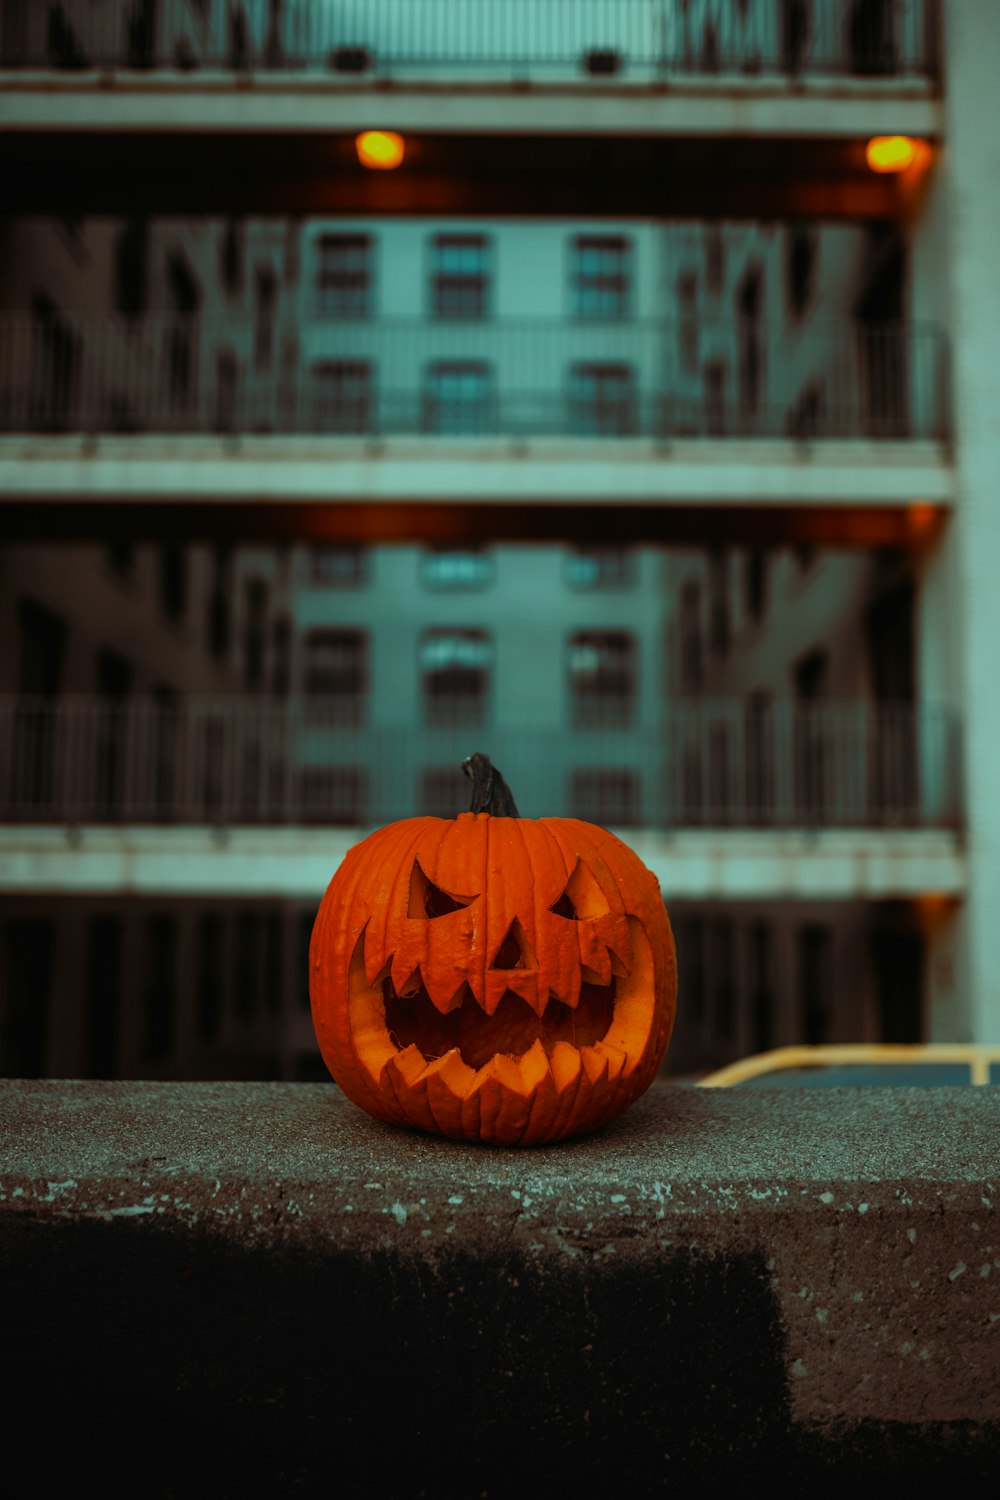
<box><xmin>0</xmin><ymin>3</ymin><xmax>941</xmax><ymax>217</ymax></box>
<box><xmin>0</xmin><ymin>695</ymin><xmax>960</xmax><ymax>828</ymax></box>
<box><xmin>0</xmin><ymin>1</ymin><xmax>941</xmax><ymax>82</ymax></box>
<box><xmin>0</xmin><ymin>315</ymin><xmax>952</xmax><ymax>542</ymax></box>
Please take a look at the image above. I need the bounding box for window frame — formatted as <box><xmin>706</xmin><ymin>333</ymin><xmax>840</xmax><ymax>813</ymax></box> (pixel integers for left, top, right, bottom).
<box><xmin>569</xmin><ymin>234</ymin><xmax>632</xmax><ymax>321</ymax></box>
<box><xmin>429</xmin><ymin>233</ymin><xmax>492</xmax><ymax>321</ymax></box>
<box><xmin>315</xmin><ymin>232</ymin><xmax>374</xmax><ymax>320</ymax></box>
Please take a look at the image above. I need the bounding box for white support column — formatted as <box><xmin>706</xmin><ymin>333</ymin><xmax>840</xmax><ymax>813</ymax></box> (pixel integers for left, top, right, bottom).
<box><xmin>914</xmin><ymin>1</ymin><xmax>1000</xmax><ymax>1041</ymax></box>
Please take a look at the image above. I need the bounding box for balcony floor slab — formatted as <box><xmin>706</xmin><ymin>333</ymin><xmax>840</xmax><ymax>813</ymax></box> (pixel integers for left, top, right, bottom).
<box><xmin>0</xmin><ymin>825</ymin><xmax>966</xmax><ymax>900</ymax></box>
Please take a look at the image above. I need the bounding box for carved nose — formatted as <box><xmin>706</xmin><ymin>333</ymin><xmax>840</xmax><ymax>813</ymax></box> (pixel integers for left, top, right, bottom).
<box><xmin>491</xmin><ymin>918</ymin><xmax>536</xmax><ymax>970</ymax></box>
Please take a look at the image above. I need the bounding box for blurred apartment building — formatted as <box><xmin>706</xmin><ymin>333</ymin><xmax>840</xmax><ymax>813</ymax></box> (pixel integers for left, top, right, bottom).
<box><xmin>0</xmin><ymin>0</ymin><xmax>988</xmax><ymax>1081</ymax></box>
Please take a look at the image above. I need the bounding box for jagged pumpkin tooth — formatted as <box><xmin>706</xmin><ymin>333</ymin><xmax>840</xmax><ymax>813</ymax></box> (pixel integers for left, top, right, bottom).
<box><xmin>519</xmin><ymin>1038</ymin><xmax>552</xmax><ymax>1094</ymax></box>
<box><xmin>389</xmin><ymin>1042</ymin><xmax>427</xmax><ymax>1087</ymax></box>
<box><xmin>422</xmin><ymin>1055</ymin><xmax>477</xmax><ymax>1139</ymax></box>
<box><xmin>594</xmin><ymin>1040</ymin><xmax>628</xmax><ymax>1082</ymax></box>
<box><xmin>385</xmin><ymin>1054</ymin><xmax>438</xmax><ymax>1133</ymax></box>
<box><xmin>579</xmin><ymin>1044</ymin><xmax>611</xmax><ymax>1087</ymax></box>
<box><xmin>416</xmin><ymin>1049</ymin><xmax>476</xmax><ymax>1095</ymax></box>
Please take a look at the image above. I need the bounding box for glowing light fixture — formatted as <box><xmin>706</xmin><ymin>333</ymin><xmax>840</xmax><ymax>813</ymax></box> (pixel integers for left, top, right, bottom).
<box><xmin>865</xmin><ymin>136</ymin><xmax>929</xmax><ymax>174</ymax></box>
<box><xmin>356</xmin><ymin>131</ymin><xmax>405</xmax><ymax>170</ymax></box>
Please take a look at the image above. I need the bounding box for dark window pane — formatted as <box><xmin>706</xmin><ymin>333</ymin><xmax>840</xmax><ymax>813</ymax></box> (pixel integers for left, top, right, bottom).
<box><xmin>572</xmin><ymin>235</ymin><xmax>630</xmax><ymax>320</ymax></box>
<box><xmin>568</xmin><ymin>630</ymin><xmax>635</xmax><ymax>728</ymax></box>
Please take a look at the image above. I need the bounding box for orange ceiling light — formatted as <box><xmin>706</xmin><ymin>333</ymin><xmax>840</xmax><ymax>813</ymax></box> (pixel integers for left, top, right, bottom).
<box><xmin>865</xmin><ymin>136</ymin><xmax>930</xmax><ymax>174</ymax></box>
<box><xmin>355</xmin><ymin>131</ymin><xmax>405</xmax><ymax>170</ymax></box>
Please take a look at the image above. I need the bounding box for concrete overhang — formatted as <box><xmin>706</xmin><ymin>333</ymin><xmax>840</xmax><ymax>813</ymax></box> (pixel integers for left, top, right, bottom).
<box><xmin>0</xmin><ymin>78</ymin><xmax>941</xmax><ymax>217</ymax></box>
<box><xmin>0</xmin><ymin>435</ymin><xmax>954</xmax><ymax>547</ymax></box>
<box><xmin>0</xmin><ymin>826</ymin><xmax>967</xmax><ymax>901</ymax></box>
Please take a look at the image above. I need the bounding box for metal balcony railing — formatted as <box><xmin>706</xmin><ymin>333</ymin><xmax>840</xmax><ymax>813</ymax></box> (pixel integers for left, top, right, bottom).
<box><xmin>0</xmin><ymin>1</ymin><xmax>940</xmax><ymax>82</ymax></box>
<box><xmin>0</xmin><ymin>317</ymin><xmax>950</xmax><ymax>442</ymax></box>
<box><xmin>0</xmin><ymin>697</ymin><xmax>963</xmax><ymax>830</ymax></box>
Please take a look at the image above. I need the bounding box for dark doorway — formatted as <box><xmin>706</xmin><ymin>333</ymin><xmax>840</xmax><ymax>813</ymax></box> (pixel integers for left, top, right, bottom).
<box><xmin>86</xmin><ymin>915</ymin><xmax>122</xmax><ymax>1077</ymax></box>
<box><xmin>873</xmin><ymin>926</ymin><xmax>923</xmax><ymax>1042</ymax></box>
<box><xmin>2</xmin><ymin>917</ymin><xmax>54</xmax><ymax>1076</ymax></box>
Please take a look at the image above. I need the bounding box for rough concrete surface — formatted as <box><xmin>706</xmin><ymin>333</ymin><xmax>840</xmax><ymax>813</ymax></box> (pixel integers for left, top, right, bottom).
<box><xmin>1</xmin><ymin>1080</ymin><xmax>998</xmax><ymax>1494</ymax></box>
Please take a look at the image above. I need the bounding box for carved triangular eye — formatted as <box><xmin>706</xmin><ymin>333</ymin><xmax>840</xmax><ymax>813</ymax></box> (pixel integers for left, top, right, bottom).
<box><xmin>408</xmin><ymin>860</ymin><xmax>475</xmax><ymax>920</ymax></box>
<box><xmin>490</xmin><ymin>918</ymin><xmax>537</xmax><ymax>970</ymax></box>
<box><xmin>549</xmin><ymin>859</ymin><xmax>611</xmax><ymax>921</ymax></box>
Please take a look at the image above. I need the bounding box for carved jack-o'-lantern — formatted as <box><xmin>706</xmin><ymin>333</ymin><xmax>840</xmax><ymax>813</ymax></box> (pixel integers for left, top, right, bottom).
<box><xmin>310</xmin><ymin>755</ymin><xmax>677</xmax><ymax>1145</ymax></box>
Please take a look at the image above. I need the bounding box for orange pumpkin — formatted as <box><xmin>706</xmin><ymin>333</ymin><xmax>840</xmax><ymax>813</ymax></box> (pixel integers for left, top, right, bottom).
<box><xmin>310</xmin><ymin>755</ymin><xmax>677</xmax><ymax>1145</ymax></box>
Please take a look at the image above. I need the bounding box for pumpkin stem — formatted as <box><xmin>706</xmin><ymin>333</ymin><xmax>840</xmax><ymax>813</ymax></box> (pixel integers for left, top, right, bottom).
<box><xmin>462</xmin><ymin>754</ymin><xmax>520</xmax><ymax>817</ymax></box>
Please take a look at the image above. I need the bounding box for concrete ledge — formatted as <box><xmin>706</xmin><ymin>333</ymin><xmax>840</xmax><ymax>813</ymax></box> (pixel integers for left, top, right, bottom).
<box><xmin>0</xmin><ymin>75</ymin><xmax>942</xmax><ymax>140</ymax></box>
<box><xmin>1</xmin><ymin>1081</ymin><xmax>997</xmax><ymax>1491</ymax></box>
<box><xmin>0</xmin><ymin>434</ymin><xmax>955</xmax><ymax>506</ymax></box>
<box><xmin>0</xmin><ymin>825</ymin><xmax>968</xmax><ymax>899</ymax></box>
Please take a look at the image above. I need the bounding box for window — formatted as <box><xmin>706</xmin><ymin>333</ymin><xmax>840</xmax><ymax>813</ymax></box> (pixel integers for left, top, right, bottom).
<box><xmin>712</xmin><ymin>918</ymin><xmax>736</xmax><ymax>1045</ymax></box>
<box><xmin>737</xmin><ymin>266</ymin><xmax>763</xmax><ymax>422</ymax></box>
<box><xmin>107</xmin><ymin>541</ymin><xmax>134</xmax><ymax>578</ymax></box>
<box><xmin>2</xmin><ymin>918</ymin><xmax>54</xmax><ymax>1077</ymax></box>
<box><xmin>159</xmin><ymin>544</ymin><xmax>187</xmax><ymax>623</ymax></box>
<box><xmin>423</xmin><ymin>362</ymin><xmax>494</xmax><ymax>435</ymax></box>
<box><xmin>316</xmin><ymin>234</ymin><xmax>372</xmax><ymax>318</ymax></box>
<box><xmin>196</xmin><ymin>912</ymin><xmax>224</xmax><ymax>1042</ymax></box>
<box><xmin>235</xmin><ymin>910</ymin><xmax>260</xmax><ymax>1022</ymax></box>
<box><xmin>271</xmin><ymin>616</ymin><xmax>291</xmax><ymax>698</ymax></box>
<box><xmin>571</xmin><ymin>236</ymin><xmax>631</xmax><ymax>319</ymax></box>
<box><xmin>254</xmin><ymin>266</ymin><xmax>277</xmax><ymax>370</ymax></box>
<box><xmin>421</xmin><ymin>548</ymin><xmax>494</xmax><ymax>590</ymax></box>
<box><xmin>430</xmin><ymin>234</ymin><xmax>490</xmax><ymax>319</ymax></box>
<box><xmin>569</xmin><ymin>363</ymin><xmax>635</xmax><ymax>437</ymax></box>
<box><xmin>704</xmin><ymin>226</ymin><xmax>725</xmax><ymax>297</ymax></box>
<box><xmin>263</xmin><ymin>912</ymin><xmax>283</xmax><ymax>1012</ymax></box>
<box><xmin>46</xmin><ymin>3</ymin><xmax>88</xmax><ymax>68</ymax></box>
<box><xmin>785</xmin><ymin>224</ymin><xmax>817</xmax><ymax>320</ymax></box>
<box><xmin>18</xmin><ymin>596</ymin><xmax>66</xmax><ymax>695</ymax></box>
<box><xmin>704</xmin><ymin>358</ymin><xmax>726</xmax><ymax>436</ymax></box>
<box><xmin>420</xmin><ymin>629</ymin><xmax>492</xmax><ymax>727</ymax></box>
<box><xmin>311</xmin><ymin>360</ymin><xmax>372</xmax><ymax>434</ymax></box>
<box><xmin>708</xmin><ymin>550</ymin><xmax>730</xmax><ymax>658</ymax></box>
<box><xmin>421</xmin><ymin>765</ymin><xmax>469</xmax><ymax>817</ymax></box>
<box><xmin>297</xmin><ymin>911</ymin><xmax>314</xmax><ymax>1011</ymax></box>
<box><xmin>243</xmin><ymin>577</ymin><xmax>268</xmax><ymax>692</ymax></box>
<box><xmin>299</xmin><ymin>766</ymin><xmax>367</xmax><ymax>824</ymax></box>
<box><xmin>794</xmin><ymin>647</ymin><xmax>829</xmax><ymax>823</ymax></box>
<box><xmin>799</xmin><ymin>924</ymin><xmax>833</xmax><ymax>1044</ymax></box>
<box><xmin>95</xmin><ymin>647</ymin><xmax>132</xmax><ymax>817</ymax></box>
<box><xmin>566</xmin><ymin>547</ymin><xmax>635</xmax><ymax>590</ymax></box>
<box><xmin>304</xmin><ymin>628</ymin><xmax>367</xmax><ymax>723</ymax></box>
<box><xmin>749</xmin><ymin>920</ymin><xmax>774</xmax><ymax>1053</ymax></box>
<box><xmin>114</xmin><ymin>218</ymin><xmax>147</xmax><ymax>318</ymax></box>
<box><xmin>143</xmin><ymin>915</ymin><xmax>177</xmax><ymax>1063</ymax></box>
<box><xmin>30</xmin><ymin>294</ymin><xmax>80</xmax><ymax>431</ymax></box>
<box><xmin>166</xmin><ymin>253</ymin><xmax>199</xmax><ymax>407</ymax></box>
<box><xmin>220</xmin><ymin>218</ymin><xmax>243</xmax><ymax>297</ymax></box>
<box><xmin>678</xmin><ymin>581</ymin><xmax>703</xmax><ymax>693</ymax></box>
<box><xmin>86</xmin><ymin>916</ymin><xmax>121</xmax><ymax>1079</ymax></box>
<box><xmin>208</xmin><ymin>547</ymin><xmax>231</xmax><ymax>661</ymax></box>
<box><xmin>307</xmin><ymin>545</ymin><xmax>368</xmax><ymax>587</ymax></box>
<box><xmin>677</xmin><ymin>272</ymin><xmax>698</xmax><ymax>375</ymax></box>
<box><xmin>746</xmin><ymin>692</ymin><xmax>774</xmax><ymax>824</ymax></box>
<box><xmin>568</xmin><ymin>630</ymin><xmax>636</xmax><ymax>727</ymax></box>
<box><xmin>571</xmin><ymin>768</ymin><xmax>640</xmax><ymax>827</ymax></box>
<box><xmin>744</xmin><ymin>549</ymin><xmax>768</xmax><ymax>624</ymax></box>
<box><xmin>215</xmin><ymin>348</ymin><xmax>238</xmax><ymax>432</ymax></box>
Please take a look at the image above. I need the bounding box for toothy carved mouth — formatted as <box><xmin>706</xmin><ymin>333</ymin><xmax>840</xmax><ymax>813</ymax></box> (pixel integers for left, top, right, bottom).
<box><xmin>383</xmin><ymin>972</ymin><xmax>616</xmax><ymax>1071</ymax></box>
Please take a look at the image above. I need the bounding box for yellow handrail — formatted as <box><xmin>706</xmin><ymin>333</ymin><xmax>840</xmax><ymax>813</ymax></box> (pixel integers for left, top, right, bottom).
<box><xmin>698</xmin><ymin>1043</ymin><xmax>1000</xmax><ymax>1089</ymax></box>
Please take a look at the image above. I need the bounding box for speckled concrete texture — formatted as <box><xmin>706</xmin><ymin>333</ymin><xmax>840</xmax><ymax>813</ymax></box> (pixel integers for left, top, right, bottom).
<box><xmin>1</xmin><ymin>1080</ymin><xmax>998</xmax><ymax>1493</ymax></box>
